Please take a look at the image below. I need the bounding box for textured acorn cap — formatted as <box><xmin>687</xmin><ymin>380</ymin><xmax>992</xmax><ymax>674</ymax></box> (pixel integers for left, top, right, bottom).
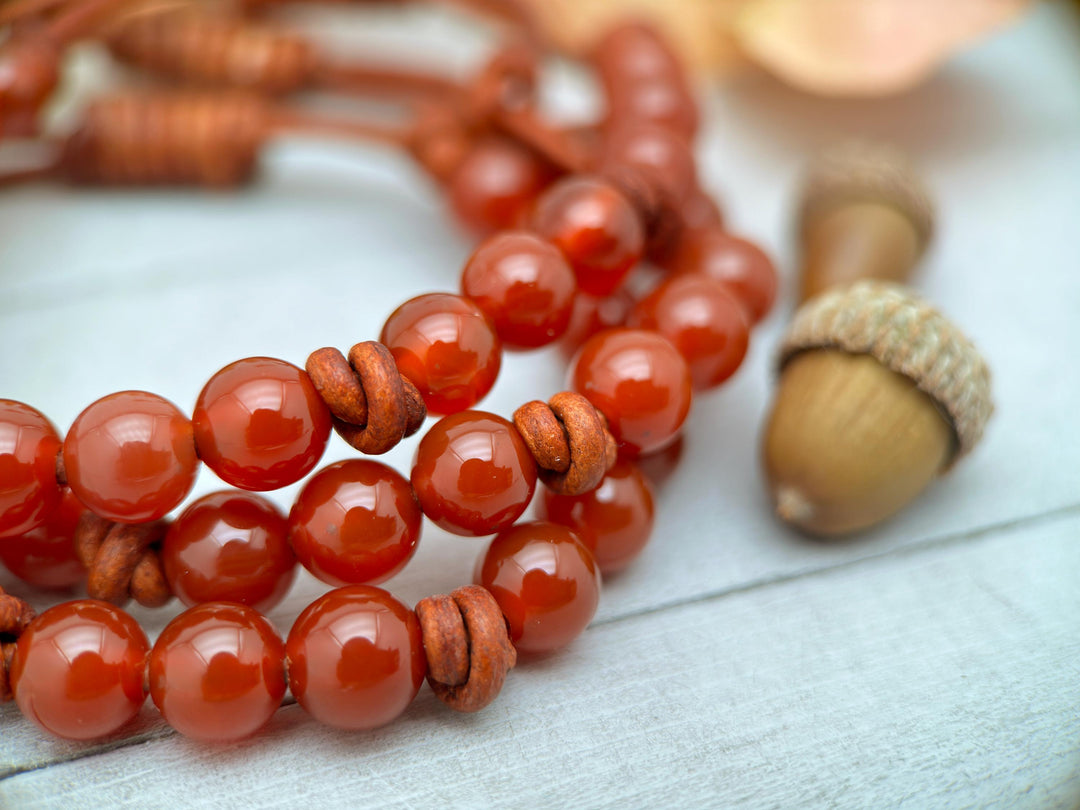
<box><xmin>798</xmin><ymin>142</ymin><xmax>935</xmax><ymax>253</ymax></box>
<box><xmin>779</xmin><ymin>281</ymin><xmax>992</xmax><ymax>468</ymax></box>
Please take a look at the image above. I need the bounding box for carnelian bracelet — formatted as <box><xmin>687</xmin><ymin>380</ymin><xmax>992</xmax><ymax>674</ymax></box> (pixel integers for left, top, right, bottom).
<box><xmin>0</xmin><ymin>3</ymin><xmax>778</xmax><ymax>744</ymax></box>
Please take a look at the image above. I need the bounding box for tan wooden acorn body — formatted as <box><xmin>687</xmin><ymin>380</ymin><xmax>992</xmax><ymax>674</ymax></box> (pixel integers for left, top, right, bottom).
<box><xmin>762</xmin><ymin>283</ymin><xmax>992</xmax><ymax>537</ymax></box>
<box><xmin>798</xmin><ymin>143</ymin><xmax>934</xmax><ymax>302</ymax></box>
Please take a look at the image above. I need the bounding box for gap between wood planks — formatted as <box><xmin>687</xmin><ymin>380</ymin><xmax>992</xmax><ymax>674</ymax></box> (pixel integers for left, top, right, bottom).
<box><xmin>3</xmin><ymin>498</ymin><xmax>1079</xmax><ymax>783</ymax></box>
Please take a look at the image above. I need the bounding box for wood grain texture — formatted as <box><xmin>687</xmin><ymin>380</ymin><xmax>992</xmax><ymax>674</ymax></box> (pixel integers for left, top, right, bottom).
<box><xmin>0</xmin><ymin>2</ymin><xmax>1078</xmax><ymax>806</ymax></box>
<box><xmin>2</xmin><ymin>510</ymin><xmax>1078</xmax><ymax>809</ymax></box>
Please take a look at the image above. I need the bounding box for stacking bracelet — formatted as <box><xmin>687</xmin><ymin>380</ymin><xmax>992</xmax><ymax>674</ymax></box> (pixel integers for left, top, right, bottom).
<box><xmin>0</xmin><ymin>1</ymin><xmax>777</xmax><ymax>743</ymax></box>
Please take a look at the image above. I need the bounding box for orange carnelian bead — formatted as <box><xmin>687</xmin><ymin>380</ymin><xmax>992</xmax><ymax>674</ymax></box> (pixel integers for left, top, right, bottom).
<box><xmin>381</xmin><ymin>293</ymin><xmax>502</xmax><ymax>415</ymax></box>
<box><xmin>601</xmin><ymin>123</ymin><xmax>696</xmax><ymax>204</ymax></box>
<box><xmin>11</xmin><ymin>600</ymin><xmax>149</xmax><ymax>740</ymax></box>
<box><xmin>64</xmin><ymin>391</ymin><xmax>199</xmax><ymax>523</ymax></box>
<box><xmin>594</xmin><ymin>23</ymin><xmax>698</xmax><ymax>138</ymax></box>
<box><xmin>539</xmin><ymin>461</ymin><xmax>655</xmax><ymax>575</ymax></box>
<box><xmin>475</xmin><ymin>521</ymin><xmax>600</xmax><ymax>654</ymax></box>
<box><xmin>460</xmin><ymin>231</ymin><xmax>577</xmax><ymax>349</ymax></box>
<box><xmin>667</xmin><ymin>228</ymin><xmax>778</xmax><ymax>323</ymax></box>
<box><xmin>0</xmin><ymin>400</ymin><xmax>62</xmax><ymax>538</ymax></box>
<box><xmin>288</xmin><ymin>459</ymin><xmax>422</xmax><ymax>587</ymax></box>
<box><xmin>0</xmin><ymin>38</ymin><xmax>60</xmax><ymax>137</ymax></box>
<box><xmin>149</xmin><ymin>603</ymin><xmax>286</xmax><ymax>742</ymax></box>
<box><xmin>193</xmin><ymin>357</ymin><xmax>331</xmax><ymax>491</ymax></box>
<box><xmin>0</xmin><ymin>489</ymin><xmax>86</xmax><ymax>589</ymax></box>
<box><xmin>558</xmin><ymin>288</ymin><xmax>634</xmax><ymax>358</ymax></box>
<box><xmin>410</xmin><ymin>411</ymin><xmax>537</xmax><ymax>537</ymax></box>
<box><xmin>570</xmin><ymin>328</ymin><xmax>693</xmax><ymax>457</ymax></box>
<box><xmin>286</xmin><ymin>585</ymin><xmax>425</xmax><ymax>730</ymax></box>
<box><xmin>629</xmin><ymin>275</ymin><xmax>750</xmax><ymax>390</ymax></box>
<box><xmin>448</xmin><ymin>136</ymin><xmax>554</xmax><ymax>234</ymax></box>
<box><xmin>162</xmin><ymin>491</ymin><xmax>296</xmax><ymax>612</ymax></box>
<box><xmin>533</xmin><ymin>176</ymin><xmax>644</xmax><ymax>297</ymax></box>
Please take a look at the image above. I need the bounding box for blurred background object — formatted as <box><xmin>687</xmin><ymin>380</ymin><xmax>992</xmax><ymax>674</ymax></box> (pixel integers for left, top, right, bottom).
<box><xmin>522</xmin><ymin>0</ymin><xmax>1036</xmax><ymax>96</ymax></box>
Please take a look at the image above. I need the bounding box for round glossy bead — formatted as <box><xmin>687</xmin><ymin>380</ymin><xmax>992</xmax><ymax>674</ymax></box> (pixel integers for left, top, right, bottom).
<box><xmin>0</xmin><ymin>488</ymin><xmax>85</xmax><ymax>589</ymax></box>
<box><xmin>162</xmin><ymin>491</ymin><xmax>296</xmax><ymax>612</ymax></box>
<box><xmin>0</xmin><ymin>400</ymin><xmax>62</xmax><ymax>538</ymax></box>
<box><xmin>11</xmin><ymin>600</ymin><xmax>149</xmax><ymax>740</ymax></box>
<box><xmin>0</xmin><ymin>38</ymin><xmax>60</xmax><ymax>136</ymax></box>
<box><xmin>601</xmin><ymin>124</ymin><xmax>696</xmax><ymax>204</ymax></box>
<box><xmin>533</xmin><ymin>176</ymin><xmax>644</xmax><ymax>297</ymax></box>
<box><xmin>288</xmin><ymin>460</ymin><xmax>422</xmax><ymax>587</ymax></box>
<box><xmin>448</xmin><ymin>136</ymin><xmax>554</xmax><ymax>234</ymax></box>
<box><xmin>608</xmin><ymin>79</ymin><xmax>698</xmax><ymax>141</ymax></box>
<box><xmin>629</xmin><ymin>275</ymin><xmax>751</xmax><ymax>390</ymax></box>
<box><xmin>193</xmin><ymin>357</ymin><xmax>332</xmax><ymax>491</ymax></box>
<box><xmin>681</xmin><ymin>189</ymin><xmax>724</xmax><ymax>234</ymax></box>
<box><xmin>149</xmin><ymin>603</ymin><xmax>286</xmax><ymax>742</ymax></box>
<box><xmin>668</xmin><ymin>228</ymin><xmax>778</xmax><ymax>323</ymax></box>
<box><xmin>460</xmin><ymin>231</ymin><xmax>577</xmax><ymax>349</ymax></box>
<box><xmin>286</xmin><ymin>585</ymin><xmax>425</xmax><ymax>730</ymax></box>
<box><xmin>570</xmin><ymin>328</ymin><xmax>693</xmax><ymax>457</ymax></box>
<box><xmin>411</xmin><ymin>411</ymin><xmax>537</xmax><ymax>537</ymax></box>
<box><xmin>539</xmin><ymin>461</ymin><xmax>655</xmax><ymax>575</ymax></box>
<box><xmin>64</xmin><ymin>391</ymin><xmax>198</xmax><ymax>523</ymax></box>
<box><xmin>475</xmin><ymin>521</ymin><xmax>600</xmax><ymax>654</ymax></box>
<box><xmin>380</xmin><ymin>293</ymin><xmax>502</xmax><ymax>415</ymax></box>
<box><xmin>558</xmin><ymin>289</ymin><xmax>634</xmax><ymax>358</ymax></box>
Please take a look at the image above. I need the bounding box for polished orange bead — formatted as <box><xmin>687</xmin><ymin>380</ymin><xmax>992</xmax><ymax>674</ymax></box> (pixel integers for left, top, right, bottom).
<box><xmin>539</xmin><ymin>461</ymin><xmax>655</xmax><ymax>575</ymax></box>
<box><xmin>381</xmin><ymin>293</ymin><xmax>502</xmax><ymax>415</ymax></box>
<box><xmin>594</xmin><ymin>23</ymin><xmax>698</xmax><ymax>138</ymax></box>
<box><xmin>629</xmin><ymin>275</ymin><xmax>750</xmax><ymax>390</ymax></box>
<box><xmin>162</xmin><ymin>491</ymin><xmax>296</xmax><ymax>612</ymax></box>
<box><xmin>558</xmin><ymin>288</ymin><xmax>634</xmax><ymax>358</ymax></box>
<box><xmin>64</xmin><ymin>391</ymin><xmax>199</xmax><ymax>523</ymax></box>
<box><xmin>286</xmin><ymin>585</ymin><xmax>425</xmax><ymax>730</ymax></box>
<box><xmin>12</xmin><ymin>600</ymin><xmax>149</xmax><ymax>740</ymax></box>
<box><xmin>0</xmin><ymin>400</ymin><xmax>62</xmax><ymax>538</ymax></box>
<box><xmin>448</xmin><ymin>136</ymin><xmax>554</xmax><ymax>234</ymax></box>
<box><xmin>410</xmin><ymin>411</ymin><xmax>537</xmax><ymax>537</ymax></box>
<box><xmin>570</xmin><ymin>328</ymin><xmax>693</xmax><ymax>457</ymax></box>
<box><xmin>288</xmin><ymin>460</ymin><xmax>422</xmax><ymax>587</ymax></box>
<box><xmin>475</xmin><ymin>521</ymin><xmax>600</xmax><ymax>654</ymax></box>
<box><xmin>193</xmin><ymin>357</ymin><xmax>331</xmax><ymax>491</ymax></box>
<box><xmin>601</xmin><ymin>123</ymin><xmax>696</xmax><ymax>204</ymax></box>
<box><xmin>533</xmin><ymin>176</ymin><xmax>644</xmax><ymax>297</ymax></box>
<box><xmin>608</xmin><ymin>79</ymin><xmax>698</xmax><ymax>141</ymax></box>
<box><xmin>681</xmin><ymin>189</ymin><xmax>724</xmax><ymax>234</ymax></box>
<box><xmin>460</xmin><ymin>231</ymin><xmax>577</xmax><ymax>349</ymax></box>
<box><xmin>667</xmin><ymin>228</ymin><xmax>778</xmax><ymax>323</ymax></box>
<box><xmin>0</xmin><ymin>37</ymin><xmax>60</xmax><ymax>136</ymax></box>
<box><xmin>149</xmin><ymin>603</ymin><xmax>286</xmax><ymax>742</ymax></box>
<box><xmin>0</xmin><ymin>488</ymin><xmax>86</xmax><ymax>589</ymax></box>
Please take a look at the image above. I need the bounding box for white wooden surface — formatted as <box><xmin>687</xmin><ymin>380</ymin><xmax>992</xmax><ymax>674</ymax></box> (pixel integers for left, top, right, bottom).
<box><xmin>1</xmin><ymin>3</ymin><xmax>1079</xmax><ymax>808</ymax></box>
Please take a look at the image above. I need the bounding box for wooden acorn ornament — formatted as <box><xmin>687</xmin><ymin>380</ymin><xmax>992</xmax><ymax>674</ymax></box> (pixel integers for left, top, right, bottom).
<box><xmin>762</xmin><ymin>282</ymin><xmax>992</xmax><ymax>536</ymax></box>
<box><xmin>797</xmin><ymin>143</ymin><xmax>934</xmax><ymax>302</ymax></box>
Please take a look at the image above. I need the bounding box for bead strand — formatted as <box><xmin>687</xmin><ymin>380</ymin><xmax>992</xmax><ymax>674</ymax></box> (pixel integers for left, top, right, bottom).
<box><xmin>0</xmin><ymin>6</ymin><xmax>781</xmax><ymax>749</ymax></box>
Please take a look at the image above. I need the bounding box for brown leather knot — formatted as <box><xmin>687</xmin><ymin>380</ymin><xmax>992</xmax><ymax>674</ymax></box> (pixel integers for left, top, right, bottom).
<box><xmin>60</xmin><ymin>92</ymin><xmax>269</xmax><ymax>187</ymax></box>
<box><xmin>513</xmin><ymin>391</ymin><xmax>617</xmax><ymax>495</ymax></box>
<box><xmin>602</xmin><ymin>163</ymin><xmax>684</xmax><ymax>256</ymax></box>
<box><xmin>106</xmin><ymin>8</ymin><xmax>317</xmax><ymax>96</ymax></box>
<box><xmin>73</xmin><ymin>512</ymin><xmax>172</xmax><ymax>608</ymax></box>
<box><xmin>464</xmin><ymin>41</ymin><xmax>539</xmax><ymax>126</ymax></box>
<box><xmin>306</xmin><ymin>341</ymin><xmax>426</xmax><ymax>455</ymax></box>
<box><xmin>0</xmin><ymin>585</ymin><xmax>38</xmax><ymax>702</ymax></box>
<box><xmin>408</xmin><ymin>102</ymin><xmax>475</xmax><ymax>183</ymax></box>
<box><xmin>417</xmin><ymin>585</ymin><xmax>516</xmax><ymax>713</ymax></box>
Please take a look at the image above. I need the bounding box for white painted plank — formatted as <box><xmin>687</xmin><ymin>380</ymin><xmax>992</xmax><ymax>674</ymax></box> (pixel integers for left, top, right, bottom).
<box><xmin>3</xmin><ymin>505</ymin><xmax>1078</xmax><ymax>809</ymax></box>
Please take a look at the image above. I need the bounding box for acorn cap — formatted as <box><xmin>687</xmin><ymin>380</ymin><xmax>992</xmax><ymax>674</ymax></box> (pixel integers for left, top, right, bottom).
<box><xmin>779</xmin><ymin>281</ymin><xmax>992</xmax><ymax>469</ymax></box>
<box><xmin>798</xmin><ymin>142</ymin><xmax>935</xmax><ymax>254</ymax></box>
